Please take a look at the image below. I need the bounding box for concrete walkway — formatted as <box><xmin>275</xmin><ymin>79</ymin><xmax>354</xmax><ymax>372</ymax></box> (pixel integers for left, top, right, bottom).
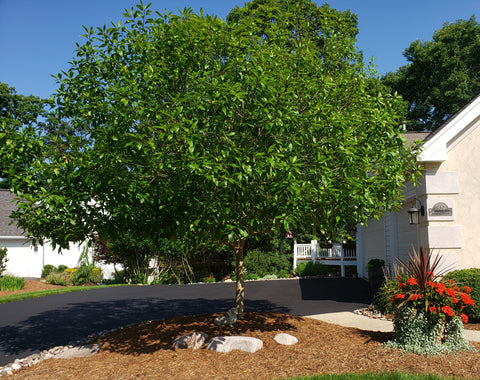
<box><xmin>306</xmin><ymin>311</ymin><xmax>480</xmax><ymax>342</ymax></box>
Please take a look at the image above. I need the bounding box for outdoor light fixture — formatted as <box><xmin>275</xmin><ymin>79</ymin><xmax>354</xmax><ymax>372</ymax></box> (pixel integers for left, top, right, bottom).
<box><xmin>408</xmin><ymin>199</ymin><xmax>425</xmax><ymax>225</ymax></box>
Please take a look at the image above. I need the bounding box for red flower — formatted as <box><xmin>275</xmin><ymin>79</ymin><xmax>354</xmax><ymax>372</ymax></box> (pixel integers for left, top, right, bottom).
<box><xmin>429</xmin><ymin>306</ymin><xmax>437</xmax><ymax>313</ymax></box>
<box><xmin>407</xmin><ymin>278</ymin><xmax>418</xmax><ymax>286</ymax></box>
<box><xmin>453</xmin><ymin>286</ymin><xmax>460</xmax><ymax>292</ymax></box>
<box><xmin>464</xmin><ymin>286</ymin><xmax>472</xmax><ymax>293</ymax></box>
<box><xmin>395</xmin><ymin>293</ymin><xmax>406</xmax><ymax>300</ymax></box>
<box><xmin>418</xmin><ymin>293</ymin><xmax>424</xmax><ymax>299</ymax></box>
<box><xmin>448</xmin><ymin>279</ymin><xmax>455</xmax><ymax>284</ymax></box>
<box><xmin>435</xmin><ymin>283</ymin><xmax>446</xmax><ymax>294</ymax></box>
<box><xmin>445</xmin><ymin>288</ymin><xmax>456</xmax><ymax>297</ymax></box>
<box><xmin>410</xmin><ymin>294</ymin><xmax>419</xmax><ymax>301</ymax></box>
<box><xmin>461</xmin><ymin>313</ymin><xmax>469</xmax><ymax>324</ymax></box>
<box><xmin>452</xmin><ymin>297</ymin><xmax>459</xmax><ymax>304</ymax></box>
<box><xmin>427</xmin><ymin>281</ymin><xmax>436</xmax><ymax>287</ymax></box>
<box><xmin>441</xmin><ymin>305</ymin><xmax>455</xmax><ymax>317</ymax></box>
<box><xmin>460</xmin><ymin>293</ymin><xmax>475</xmax><ymax>306</ymax></box>
<box><xmin>398</xmin><ymin>283</ymin><xmax>406</xmax><ymax>288</ymax></box>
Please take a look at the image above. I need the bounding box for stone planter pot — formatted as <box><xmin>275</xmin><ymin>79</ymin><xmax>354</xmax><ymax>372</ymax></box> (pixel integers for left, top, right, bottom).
<box><xmin>367</xmin><ymin>266</ymin><xmax>385</xmax><ymax>289</ymax></box>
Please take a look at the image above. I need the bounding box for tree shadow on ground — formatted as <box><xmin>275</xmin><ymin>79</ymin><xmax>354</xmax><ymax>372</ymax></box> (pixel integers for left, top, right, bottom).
<box><xmin>356</xmin><ymin>329</ymin><xmax>393</xmax><ymax>344</ymax></box>
<box><xmin>96</xmin><ymin>311</ymin><xmax>303</xmax><ymax>355</ymax></box>
<box><xmin>0</xmin><ymin>297</ymin><xmax>289</xmax><ymax>365</ymax></box>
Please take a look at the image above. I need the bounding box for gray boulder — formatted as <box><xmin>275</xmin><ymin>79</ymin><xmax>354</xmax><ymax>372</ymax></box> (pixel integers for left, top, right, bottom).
<box><xmin>206</xmin><ymin>336</ymin><xmax>263</xmax><ymax>353</ymax></box>
<box><xmin>172</xmin><ymin>332</ymin><xmax>209</xmax><ymax>350</ymax></box>
<box><xmin>214</xmin><ymin>307</ymin><xmax>238</xmax><ymax>326</ymax></box>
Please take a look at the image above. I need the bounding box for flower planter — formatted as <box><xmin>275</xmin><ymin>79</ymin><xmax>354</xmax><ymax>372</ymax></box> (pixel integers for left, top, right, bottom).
<box><xmin>367</xmin><ymin>266</ymin><xmax>384</xmax><ymax>289</ymax></box>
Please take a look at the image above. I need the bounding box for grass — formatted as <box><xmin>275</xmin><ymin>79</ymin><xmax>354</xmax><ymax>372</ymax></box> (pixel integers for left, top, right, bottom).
<box><xmin>0</xmin><ymin>283</ymin><xmax>127</xmax><ymax>304</ymax></box>
<box><xmin>292</xmin><ymin>373</ymin><xmax>460</xmax><ymax>379</ymax></box>
<box><xmin>0</xmin><ymin>275</ymin><xmax>25</xmax><ymax>291</ymax></box>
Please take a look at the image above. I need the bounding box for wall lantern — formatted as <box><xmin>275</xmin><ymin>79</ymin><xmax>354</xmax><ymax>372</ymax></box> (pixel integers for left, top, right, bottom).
<box><xmin>408</xmin><ymin>199</ymin><xmax>425</xmax><ymax>225</ymax></box>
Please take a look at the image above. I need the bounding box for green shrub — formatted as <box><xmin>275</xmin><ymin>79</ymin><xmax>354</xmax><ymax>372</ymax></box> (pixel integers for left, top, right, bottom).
<box><xmin>202</xmin><ymin>274</ymin><xmax>216</xmax><ymax>283</ymax></box>
<box><xmin>345</xmin><ymin>265</ymin><xmax>357</xmax><ymax>277</ymax></box>
<box><xmin>57</xmin><ymin>265</ymin><xmax>68</xmax><ymax>272</ymax></box>
<box><xmin>366</xmin><ymin>258</ymin><xmax>384</xmax><ymax>271</ymax></box>
<box><xmin>71</xmin><ymin>264</ymin><xmax>103</xmax><ymax>285</ymax></box>
<box><xmin>41</xmin><ymin>264</ymin><xmax>57</xmax><ymax>279</ymax></box>
<box><xmin>294</xmin><ymin>261</ymin><xmax>330</xmax><ymax>277</ymax></box>
<box><xmin>278</xmin><ymin>269</ymin><xmax>290</xmax><ymax>278</ymax></box>
<box><xmin>243</xmin><ymin>249</ymin><xmax>292</xmax><ymax>278</ymax></box>
<box><xmin>0</xmin><ymin>275</ymin><xmax>25</xmax><ymax>291</ymax></box>
<box><xmin>0</xmin><ymin>247</ymin><xmax>8</xmax><ymax>277</ymax></box>
<box><xmin>46</xmin><ymin>271</ymin><xmax>69</xmax><ymax>286</ymax></box>
<box><xmin>373</xmin><ymin>275</ymin><xmax>406</xmax><ymax>315</ymax></box>
<box><xmin>443</xmin><ymin>268</ymin><xmax>480</xmax><ymax>321</ymax></box>
<box><xmin>245</xmin><ymin>272</ymin><xmax>259</xmax><ymax>280</ymax></box>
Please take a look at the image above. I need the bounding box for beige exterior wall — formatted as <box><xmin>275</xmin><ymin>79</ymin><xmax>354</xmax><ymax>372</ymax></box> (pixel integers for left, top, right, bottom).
<box><xmin>430</xmin><ymin>120</ymin><xmax>480</xmax><ymax>270</ymax></box>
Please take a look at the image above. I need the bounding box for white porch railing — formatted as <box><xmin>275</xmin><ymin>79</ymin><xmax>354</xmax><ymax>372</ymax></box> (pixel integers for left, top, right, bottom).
<box><xmin>293</xmin><ymin>240</ymin><xmax>357</xmax><ymax>277</ymax></box>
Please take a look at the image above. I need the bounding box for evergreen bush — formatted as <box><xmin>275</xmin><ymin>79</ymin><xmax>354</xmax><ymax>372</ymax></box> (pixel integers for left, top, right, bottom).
<box><xmin>243</xmin><ymin>249</ymin><xmax>291</xmax><ymax>278</ymax></box>
<box><xmin>294</xmin><ymin>261</ymin><xmax>330</xmax><ymax>277</ymax></box>
<box><xmin>443</xmin><ymin>268</ymin><xmax>480</xmax><ymax>321</ymax></box>
<box><xmin>41</xmin><ymin>264</ymin><xmax>56</xmax><ymax>279</ymax></box>
<box><xmin>57</xmin><ymin>265</ymin><xmax>68</xmax><ymax>272</ymax></box>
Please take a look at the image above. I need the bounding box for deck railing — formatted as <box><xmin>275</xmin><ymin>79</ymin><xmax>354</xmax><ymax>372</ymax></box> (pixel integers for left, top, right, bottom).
<box><xmin>293</xmin><ymin>240</ymin><xmax>357</xmax><ymax>277</ymax></box>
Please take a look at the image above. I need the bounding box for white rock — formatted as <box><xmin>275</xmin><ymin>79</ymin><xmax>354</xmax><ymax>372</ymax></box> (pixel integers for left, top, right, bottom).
<box><xmin>54</xmin><ymin>344</ymin><xmax>101</xmax><ymax>359</ymax></box>
<box><xmin>274</xmin><ymin>333</ymin><xmax>298</xmax><ymax>346</ymax></box>
<box><xmin>172</xmin><ymin>332</ymin><xmax>208</xmax><ymax>350</ymax></box>
<box><xmin>11</xmin><ymin>363</ymin><xmax>22</xmax><ymax>370</ymax></box>
<box><xmin>206</xmin><ymin>336</ymin><xmax>263</xmax><ymax>353</ymax></box>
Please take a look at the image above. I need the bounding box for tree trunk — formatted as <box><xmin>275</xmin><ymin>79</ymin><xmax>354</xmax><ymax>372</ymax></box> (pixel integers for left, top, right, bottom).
<box><xmin>234</xmin><ymin>239</ymin><xmax>245</xmax><ymax>319</ymax></box>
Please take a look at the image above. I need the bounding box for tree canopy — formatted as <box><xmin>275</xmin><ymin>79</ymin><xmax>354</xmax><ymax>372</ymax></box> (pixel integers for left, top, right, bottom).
<box><xmin>382</xmin><ymin>16</ymin><xmax>480</xmax><ymax>131</ymax></box>
<box><xmin>2</xmin><ymin>1</ymin><xmax>419</xmax><ymax>315</ymax></box>
<box><xmin>0</xmin><ymin>82</ymin><xmax>52</xmax><ymax>189</ymax></box>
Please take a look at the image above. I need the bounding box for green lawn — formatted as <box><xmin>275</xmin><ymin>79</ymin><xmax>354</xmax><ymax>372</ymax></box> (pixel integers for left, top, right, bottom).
<box><xmin>0</xmin><ymin>283</ymin><xmax>126</xmax><ymax>304</ymax></box>
<box><xmin>291</xmin><ymin>373</ymin><xmax>460</xmax><ymax>380</ymax></box>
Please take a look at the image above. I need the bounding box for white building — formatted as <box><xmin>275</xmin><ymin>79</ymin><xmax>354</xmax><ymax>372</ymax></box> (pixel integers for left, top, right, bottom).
<box><xmin>0</xmin><ymin>189</ymin><xmax>99</xmax><ymax>278</ymax></box>
<box><xmin>358</xmin><ymin>93</ymin><xmax>480</xmax><ymax>277</ymax></box>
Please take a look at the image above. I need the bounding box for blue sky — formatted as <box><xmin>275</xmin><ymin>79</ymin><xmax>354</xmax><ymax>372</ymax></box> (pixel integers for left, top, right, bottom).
<box><xmin>1</xmin><ymin>0</ymin><xmax>479</xmax><ymax>99</ymax></box>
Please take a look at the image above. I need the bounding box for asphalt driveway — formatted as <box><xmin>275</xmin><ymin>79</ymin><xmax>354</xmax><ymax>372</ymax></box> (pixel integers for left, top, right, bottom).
<box><xmin>0</xmin><ymin>277</ymin><xmax>373</xmax><ymax>366</ymax></box>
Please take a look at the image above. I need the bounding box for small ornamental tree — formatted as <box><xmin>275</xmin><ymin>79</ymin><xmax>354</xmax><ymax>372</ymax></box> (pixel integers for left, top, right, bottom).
<box><xmin>383</xmin><ymin>247</ymin><xmax>475</xmax><ymax>354</ymax></box>
<box><xmin>4</xmin><ymin>2</ymin><xmax>419</xmax><ymax>317</ymax></box>
<box><xmin>0</xmin><ymin>247</ymin><xmax>7</xmax><ymax>277</ymax></box>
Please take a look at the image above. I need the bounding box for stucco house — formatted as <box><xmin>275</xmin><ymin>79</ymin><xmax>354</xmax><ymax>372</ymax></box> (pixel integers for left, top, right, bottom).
<box><xmin>0</xmin><ymin>189</ymin><xmax>90</xmax><ymax>277</ymax></box>
<box><xmin>357</xmin><ymin>93</ymin><xmax>480</xmax><ymax>278</ymax></box>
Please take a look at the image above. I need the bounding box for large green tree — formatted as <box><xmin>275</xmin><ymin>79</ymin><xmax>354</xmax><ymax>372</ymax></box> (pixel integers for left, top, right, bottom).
<box><xmin>4</xmin><ymin>1</ymin><xmax>419</xmax><ymax>316</ymax></box>
<box><xmin>382</xmin><ymin>16</ymin><xmax>480</xmax><ymax>131</ymax></box>
<box><xmin>0</xmin><ymin>82</ymin><xmax>51</xmax><ymax>189</ymax></box>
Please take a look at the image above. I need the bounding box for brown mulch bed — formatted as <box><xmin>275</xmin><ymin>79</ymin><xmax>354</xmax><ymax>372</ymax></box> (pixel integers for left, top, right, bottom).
<box><xmin>5</xmin><ymin>281</ymin><xmax>480</xmax><ymax>379</ymax></box>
